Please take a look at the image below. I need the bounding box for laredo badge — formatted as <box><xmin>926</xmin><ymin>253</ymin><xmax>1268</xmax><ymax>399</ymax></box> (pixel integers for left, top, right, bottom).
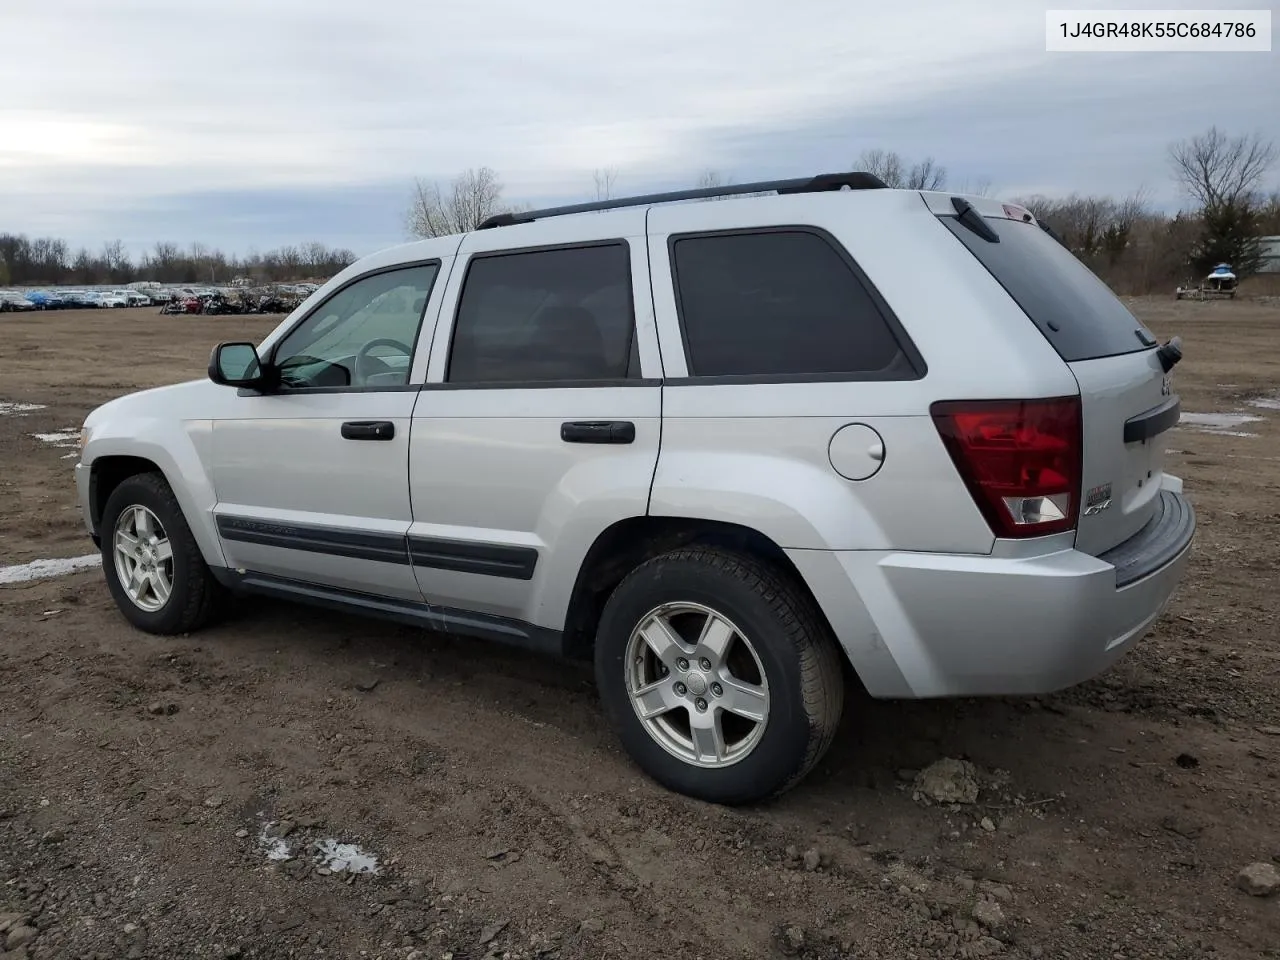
<box><xmin>1084</xmin><ymin>482</ymin><xmax>1113</xmax><ymax>516</ymax></box>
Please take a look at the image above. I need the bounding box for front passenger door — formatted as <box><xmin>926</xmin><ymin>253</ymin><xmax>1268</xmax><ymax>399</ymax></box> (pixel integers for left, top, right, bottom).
<box><xmin>209</xmin><ymin>260</ymin><xmax>447</xmax><ymax>601</ymax></box>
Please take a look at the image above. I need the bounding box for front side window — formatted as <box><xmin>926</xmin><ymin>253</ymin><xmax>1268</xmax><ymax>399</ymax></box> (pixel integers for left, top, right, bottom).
<box><xmin>447</xmin><ymin>243</ymin><xmax>635</xmax><ymax>384</ymax></box>
<box><xmin>670</xmin><ymin>230</ymin><xmax>914</xmax><ymax>379</ymax></box>
<box><xmin>272</xmin><ymin>263</ymin><xmax>439</xmax><ymax>389</ymax></box>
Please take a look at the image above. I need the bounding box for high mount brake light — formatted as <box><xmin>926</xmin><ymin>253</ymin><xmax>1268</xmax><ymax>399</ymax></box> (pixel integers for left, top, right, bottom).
<box><xmin>931</xmin><ymin>397</ymin><xmax>1083</xmax><ymax>539</ymax></box>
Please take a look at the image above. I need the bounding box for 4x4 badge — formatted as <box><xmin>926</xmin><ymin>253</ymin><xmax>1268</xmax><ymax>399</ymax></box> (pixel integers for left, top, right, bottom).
<box><xmin>1084</xmin><ymin>482</ymin><xmax>1113</xmax><ymax>516</ymax></box>
<box><xmin>1162</xmin><ymin>375</ymin><xmax>1172</xmax><ymax>396</ymax></box>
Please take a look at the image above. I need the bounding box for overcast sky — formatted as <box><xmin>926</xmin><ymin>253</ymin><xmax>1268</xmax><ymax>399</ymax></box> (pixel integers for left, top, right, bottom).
<box><xmin>2</xmin><ymin>0</ymin><xmax>1275</xmax><ymax>257</ymax></box>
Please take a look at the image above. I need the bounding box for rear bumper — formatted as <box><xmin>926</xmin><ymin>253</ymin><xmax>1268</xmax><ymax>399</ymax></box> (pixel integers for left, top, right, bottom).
<box><xmin>788</xmin><ymin>487</ymin><xmax>1195</xmax><ymax>699</ymax></box>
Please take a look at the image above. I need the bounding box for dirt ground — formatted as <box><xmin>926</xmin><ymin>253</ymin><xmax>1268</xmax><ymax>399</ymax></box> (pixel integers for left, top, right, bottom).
<box><xmin>1</xmin><ymin>300</ymin><xmax>1278</xmax><ymax>960</ymax></box>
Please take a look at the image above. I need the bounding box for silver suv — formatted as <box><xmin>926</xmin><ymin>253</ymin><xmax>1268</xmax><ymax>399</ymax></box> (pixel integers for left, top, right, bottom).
<box><xmin>75</xmin><ymin>173</ymin><xmax>1195</xmax><ymax>803</ymax></box>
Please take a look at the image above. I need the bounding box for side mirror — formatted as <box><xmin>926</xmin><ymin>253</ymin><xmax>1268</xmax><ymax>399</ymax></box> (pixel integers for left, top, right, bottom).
<box><xmin>208</xmin><ymin>342</ymin><xmax>265</xmax><ymax>387</ymax></box>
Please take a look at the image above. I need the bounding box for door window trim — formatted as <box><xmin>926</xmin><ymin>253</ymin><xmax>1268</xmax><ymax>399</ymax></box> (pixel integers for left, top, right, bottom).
<box><xmin>664</xmin><ymin>225</ymin><xmax>928</xmax><ymax>385</ymax></box>
<box><xmin>261</xmin><ymin>258</ymin><xmax>444</xmax><ymax>395</ymax></box>
<box><xmin>432</xmin><ymin>238</ymin><xmax>658</xmax><ymax>391</ymax></box>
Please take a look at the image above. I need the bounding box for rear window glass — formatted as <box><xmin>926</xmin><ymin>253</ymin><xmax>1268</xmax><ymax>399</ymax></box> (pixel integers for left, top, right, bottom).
<box><xmin>670</xmin><ymin>230</ymin><xmax>917</xmax><ymax>379</ymax></box>
<box><xmin>940</xmin><ymin>215</ymin><xmax>1155</xmax><ymax>363</ymax></box>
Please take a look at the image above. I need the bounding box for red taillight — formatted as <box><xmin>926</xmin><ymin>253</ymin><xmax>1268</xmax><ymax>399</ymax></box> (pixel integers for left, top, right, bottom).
<box><xmin>931</xmin><ymin>397</ymin><xmax>1082</xmax><ymax>539</ymax></box>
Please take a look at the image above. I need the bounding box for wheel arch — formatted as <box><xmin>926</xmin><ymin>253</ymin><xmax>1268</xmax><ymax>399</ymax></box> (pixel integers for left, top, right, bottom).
<box><xmin>89</xmin><ymin>455</ymin><xmax>165</xmax><ymax>537</ymax></box>
<box><xmin>85</xmin><ymin>436</ymin><xmax>226</xmax><ymax>569</ymax></box>
<box><xmin>562</xmin><ymin>516</ymin><xmax>858</xmax><ymax>686</ymax></box>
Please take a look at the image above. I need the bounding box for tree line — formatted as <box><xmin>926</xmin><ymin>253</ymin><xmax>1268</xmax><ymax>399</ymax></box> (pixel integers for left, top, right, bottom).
<box><xmin>5</xmin><ymin>127</ymin><xmax>1274</xmax><ymax>295</ymax></box>
<box><xmin>405</xmin><ymin>127</ymin><xmax>1279</xmax><ymax>295</ymax></box>
<box><xmin>0</xmin><ymin>237</ymin><xmax>357</xmax><ymax>288</ymax></box>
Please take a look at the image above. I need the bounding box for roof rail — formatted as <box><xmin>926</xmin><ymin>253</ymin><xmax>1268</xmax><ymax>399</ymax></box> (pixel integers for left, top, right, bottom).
<box><xmin>476</xmin><ymin>171</ymin><xmax>888</xmax><ymax>230</ymax></box>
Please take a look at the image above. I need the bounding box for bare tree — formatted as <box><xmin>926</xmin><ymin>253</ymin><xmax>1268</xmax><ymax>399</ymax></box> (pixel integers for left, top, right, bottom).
<box><xmin>857</xmin><ymin>149</ymin><xmax>905</xmax><ymax>188</ymax></box>
<box><xmin>690</xmin><ymin>169</ymin><xmax>743</xmax><ymax>201</ymax></box>
<box><xmin>1013</xmin><ymin>189</ymin><xmax>1151</xmax><ymax>264</ymax></box>
<box><xmin>1170</xmin><ymin>127</ymin><xmax>1276</xmax><ymax>208</ymax></box>
<box><xmin>101</xmin><ymin>239</ymin><xmax>132</xmax><ymax>283</ymax></box>
<box><xmin>1169</xmin><ymin>128</ymin><xmax>1276</xmax><ymax>276</ymax></box>
<box><xmin>407</xmin><ymin>167</ymin><xmax>512</xmax><ymax>238</ymax></box>
<box><xmin>695</xmin><ymin>169</ymin><xmax>729</xmax><ymax>190</ymax></box>
<box><xmin>856</xmin><ymin>149</ymin><xmax>948</xmax><ymax>190</ymax></box>
<box><xmin>593</xmin><ymin>167</ymin><xmax>619</xmax><ymax>201</ymax></box>
<box><xmin>906</xmin><ymin>156</ymin><xmax>947</xmax><ymax>190</ymax></box>
<box><xmin>956</xmin><ymin>177</ymin><xmax>995</xmax><ymax>197</ymax></box>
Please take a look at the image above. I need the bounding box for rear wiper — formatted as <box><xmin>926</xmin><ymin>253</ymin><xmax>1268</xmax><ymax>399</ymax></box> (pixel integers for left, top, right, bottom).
<box><xmin>950</xmin><ymin>197</ymin><xmax>999</xmax><ymax>243</ymax></box>
<box><xmin>1038</xmin><ymin>219</ymin><xmax>1069</xmax><ymax>249</ymax></box>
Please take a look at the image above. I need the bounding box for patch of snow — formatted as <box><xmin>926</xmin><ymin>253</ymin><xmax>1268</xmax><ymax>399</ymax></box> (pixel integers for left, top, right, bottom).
<box><xmin>256</xmin><ymin>824</ymin><xmax>293</xmax><ymax>861</ymax></box>
<box><xmin>313</xmin><ymin>839</ymin><xmax>380</xmax><ymax>875</ymax></box>
<box><xmin>253</xmin><ymin>821</ymin><xmax>380</xmax><ymax>874</ymax></box>
<box><xmin>1179</xmin><ymin>412</ymin><xmax>1262</xmax><ymax>437</ymax></box>
<box><xmin>32</xmin><ymin>430</ymin><xmax>79</xmax><ymax>449</ymax></box>
<box><xmin>0</xmin><ymin>402</ymin><xmax>46</xmax><ymax>416</ymax></box>
<box><xmin>1246</xmin><ymin>395</ymin><xmax>1280</xmax><ymax>411</ymax></box>
<box><xmin>0</xmin><ymin>555</ymin><xmax>100</xmax><ymax>585</ymax></box>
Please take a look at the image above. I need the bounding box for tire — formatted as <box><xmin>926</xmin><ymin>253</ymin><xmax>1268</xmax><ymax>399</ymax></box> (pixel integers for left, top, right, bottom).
<box><xmin>100</xmin><ymin>472</ymin><xmax>227</xmax><ymax>635</ymax></box>
<box><xmin>594</xmin><ymin>547</ymin><xmax>845</xmax><ymax>804</ymax></box>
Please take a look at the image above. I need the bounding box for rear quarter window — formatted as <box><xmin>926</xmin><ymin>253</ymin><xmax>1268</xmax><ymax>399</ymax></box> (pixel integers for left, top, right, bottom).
<box><xmin>669</xmin><ymin>228</ymin><xmax>922</xmax><ymax>380</ymax></box>
<box><xmin>940</xmin><ymin>215</ymin><xmax>1156</xmax><ymax>363</ymax></box>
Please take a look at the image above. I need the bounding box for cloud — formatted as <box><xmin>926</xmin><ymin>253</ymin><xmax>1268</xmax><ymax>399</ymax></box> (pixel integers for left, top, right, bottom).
<box><xmin>1</xmin><ymin>0</ymin><xmax>1275</xmax><ymax>253</ymax></box>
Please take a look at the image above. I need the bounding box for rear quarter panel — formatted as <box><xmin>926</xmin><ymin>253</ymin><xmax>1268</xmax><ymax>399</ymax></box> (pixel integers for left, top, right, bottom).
<box><xmin>646</xmin><ymin>190</ymin><xmax>1079</xmax><ymax>554</ymax></box>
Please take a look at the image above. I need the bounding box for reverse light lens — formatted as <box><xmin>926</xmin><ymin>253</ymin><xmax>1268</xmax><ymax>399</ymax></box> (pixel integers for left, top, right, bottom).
<box><xmin>931</xmin><ymin>397</ymin><xmax>1082</xmax><ymax>539</ymax></box>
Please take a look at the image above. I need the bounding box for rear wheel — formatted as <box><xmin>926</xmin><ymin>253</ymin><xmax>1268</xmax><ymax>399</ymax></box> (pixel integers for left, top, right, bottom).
<box><xmin>100</xmin><ymin>472</ymin><xmax>227</xmax><ymax>634</ymax></box>
<box><xmin>595</xmin><ymin>547</ymin><xmax>844</xmax><ymax>804</ymax></box>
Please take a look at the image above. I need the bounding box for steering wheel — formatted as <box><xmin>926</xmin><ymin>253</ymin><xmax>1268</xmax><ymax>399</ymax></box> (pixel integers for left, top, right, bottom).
<box><xmin>354</xmin><ymin>338</ymin><xmax>413</xmax><ymax>385</ymax></box>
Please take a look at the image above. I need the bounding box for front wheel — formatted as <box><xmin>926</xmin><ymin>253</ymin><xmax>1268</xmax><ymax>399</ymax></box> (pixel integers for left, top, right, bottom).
<box><xmin>595</xmin><ymin>547</ymin><xmax>845</xmax><ymax>804</ymax></box>
<box><xmin>100</xmin><ymin>472</ymin><xmax>227</xmax><ymax>634</ymax></box>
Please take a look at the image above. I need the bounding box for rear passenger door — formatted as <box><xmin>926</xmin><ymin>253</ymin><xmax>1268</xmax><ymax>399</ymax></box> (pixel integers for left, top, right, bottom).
<box><xmin>408</xmin><ymin>213</ymin><xmax>663</xmax><ymax>635</ymax></box>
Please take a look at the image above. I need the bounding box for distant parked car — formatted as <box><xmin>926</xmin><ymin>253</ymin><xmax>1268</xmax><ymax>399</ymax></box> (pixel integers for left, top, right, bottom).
<box><xmin>0</xmin><ymin>291</ymin><xmax>38</xmax><ymax>312</ymax></box>
<box><xmin>25</xmin><ymin>291</ymin><xmax>66</xmax><ymax>310</ymax></box>
<box><xmin>124</xmin><ymin>291</ymin><xmax>153</xmax><ymax>306</ymax></box>
<box><xmin>97</xmin><ymin>292</ymin><xmax>129</xmax><ymax>308</ymax></box>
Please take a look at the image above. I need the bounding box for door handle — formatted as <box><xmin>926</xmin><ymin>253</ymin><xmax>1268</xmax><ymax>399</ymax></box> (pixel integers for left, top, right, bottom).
<box><xmin>341</xmin><ymin>420</ymin><xmax>395</xmax><ymax>441</ymax></box>
<box><xmin>560</xmin><ymin>421</ymin><xmax>636</xmax><ymax>444</ymax></box>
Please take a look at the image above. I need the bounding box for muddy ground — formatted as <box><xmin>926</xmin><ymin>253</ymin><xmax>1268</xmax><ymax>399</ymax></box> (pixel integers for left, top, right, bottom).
<box><xmin>1</xmin><ymin>301</ymin><xmax>1278</xmax><ymax>960</ymax></box>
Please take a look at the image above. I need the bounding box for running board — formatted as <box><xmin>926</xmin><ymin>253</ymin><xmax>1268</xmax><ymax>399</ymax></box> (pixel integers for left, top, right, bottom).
<box><xmin>211</xmin><ymin>568</ymin><xmax>565</xmax><ymax>657</ymax></box>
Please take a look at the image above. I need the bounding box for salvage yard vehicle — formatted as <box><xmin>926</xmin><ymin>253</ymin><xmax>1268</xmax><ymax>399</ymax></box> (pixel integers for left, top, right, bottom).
<box><xmin>1176</xmin><ymin>263</ymin><xmax>1238</xmax><ymax>300</ymax></box>
<box><xmin>74</xmin><ymin>172</ymin><xmax>1196</xmax><ymax>804</ymax></box>
<box><xmin>0</xmin><ymin>291</ymin><xmax>38</xmax><ymax>311</ymax></box>
<box><xmin>24</xmin><ymin>290</ymin><xmax>67</xmax><ymax>309</ymax></box>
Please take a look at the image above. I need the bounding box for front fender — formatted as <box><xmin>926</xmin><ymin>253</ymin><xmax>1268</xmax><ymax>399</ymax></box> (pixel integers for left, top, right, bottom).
<box><xmin>82</xmin><ymin>418</ymin><xmax>225</xmax><ymax>568</ymax></box>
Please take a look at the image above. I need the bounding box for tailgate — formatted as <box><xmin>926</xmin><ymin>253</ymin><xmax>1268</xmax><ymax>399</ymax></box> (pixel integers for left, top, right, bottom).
<box><xmin>1069</xmin><ymin>350</ymin><xmax>1174</xmax><ymax>555</ymax></box>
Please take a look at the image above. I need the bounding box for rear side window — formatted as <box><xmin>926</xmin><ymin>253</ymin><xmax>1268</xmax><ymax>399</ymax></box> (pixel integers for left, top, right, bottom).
<box><xmin>447</xmin><ymin>243</ymin><xmax>636</xmax><ymax>384</ymax></box>
<box><xmin>669</xmin><ymin>230</ymin><xmax>918</xmax><ymax>379</ymax></box>
<box><xmin>940</xmin><ymin>215</ymin><xmax>1155</xmax><ymax>363</ymax></box>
